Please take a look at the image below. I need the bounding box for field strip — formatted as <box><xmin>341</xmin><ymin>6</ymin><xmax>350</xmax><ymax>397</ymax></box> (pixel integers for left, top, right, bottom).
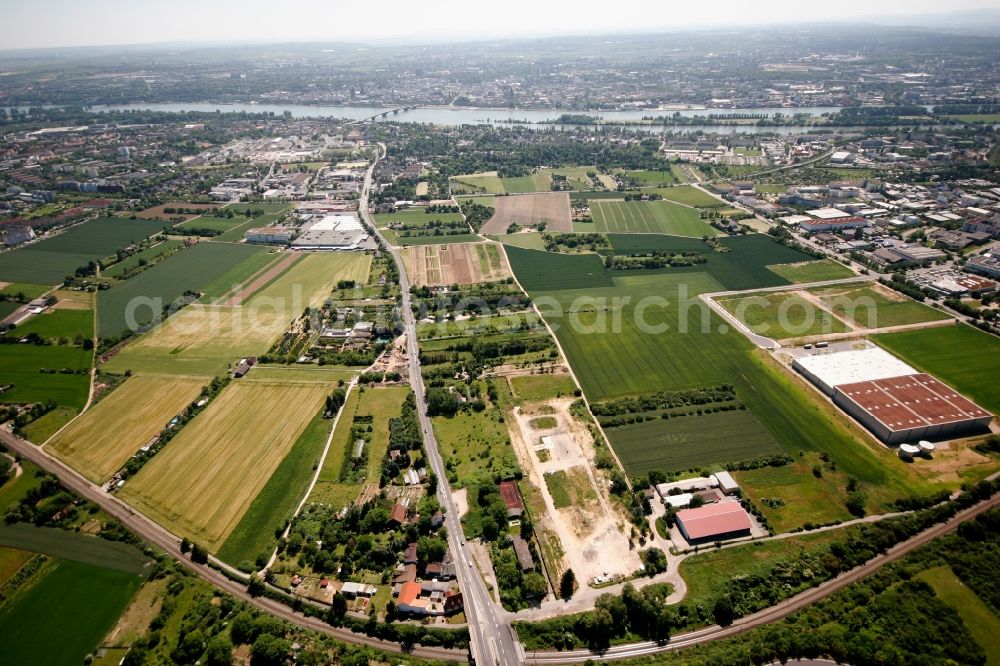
<box><xmin>266</xmin><ymin>376</ymin><xmax>358</xmax><ymax>569</ymax></box>
<box><xmin>221</xmin><ymin>252</ymin><xmax>300</xmax><ymax>306</ymax></box>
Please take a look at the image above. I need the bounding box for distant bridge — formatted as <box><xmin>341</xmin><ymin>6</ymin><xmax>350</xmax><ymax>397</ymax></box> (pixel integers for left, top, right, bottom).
<box><xmin>349</xmin><ymin>106</ymin><xmax>417</xmax><ymax>125</ymax></box>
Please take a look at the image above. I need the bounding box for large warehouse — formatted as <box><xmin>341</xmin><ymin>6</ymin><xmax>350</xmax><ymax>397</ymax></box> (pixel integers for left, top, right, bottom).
<box><xmin>675</xmin><ymin>501</ymin><xmax>752</xmax><ymax>544</ymax></box>
<box><xmin>793</xmin><ymin>347</ymin><xmax>992</xmax><ymax>445</ymax></box>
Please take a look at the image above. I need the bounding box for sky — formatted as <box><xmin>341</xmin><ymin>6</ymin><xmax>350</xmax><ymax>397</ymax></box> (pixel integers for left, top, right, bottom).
<box><xmin>2</xmin><ymin>0</ymin><xmax>1000</xmax><ymax>50</ymax></box>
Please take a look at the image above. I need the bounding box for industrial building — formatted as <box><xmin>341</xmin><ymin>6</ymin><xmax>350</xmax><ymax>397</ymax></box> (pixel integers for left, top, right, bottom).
<box><xmin>675</xmin><ymin>501</ymin><xmax>752</xmax><ymax>544</ymax></box>
<box><xmin>290</xmin><ymin>214</ymin><xmax>368</xmax><ymax>250</ymax></box>
<box><xmin>793</xmin><ymin>347</ymin><xmax>992</xmax><ymax>445</ymax></box>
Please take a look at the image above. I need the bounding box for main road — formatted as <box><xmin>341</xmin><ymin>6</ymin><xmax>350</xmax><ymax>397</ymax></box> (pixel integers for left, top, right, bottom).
<box><xmin>359</xmin><ymin>142</ymin><xmax>521</xmax><ymax>666</ymax></box>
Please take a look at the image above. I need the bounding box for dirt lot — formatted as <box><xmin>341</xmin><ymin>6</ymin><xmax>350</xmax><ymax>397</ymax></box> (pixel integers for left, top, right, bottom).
<box><xmin>135</xmin><ymin>202</ymin><xmax>222</xmax><ymax>221</ymax></box>
<box><xmin>401</xmin><ymin>242</ymin><xmax>512</xmax><ymax>287</ymax></box>
<box><xmin>507</xmin><ymin>396</ymin><xmax>641</xmax><ymax>585</ymax></box>
<box><xmin>480</xmin><ymin>193</ymin><xmax>572</xmax><ymax>234</ymax></box>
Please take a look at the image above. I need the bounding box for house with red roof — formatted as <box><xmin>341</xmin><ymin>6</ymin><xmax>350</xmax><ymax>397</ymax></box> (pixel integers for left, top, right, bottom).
<box><xmin>675</xmin><ymin>501</ymin><xmax>752</xmax><ymax>544</ymax></box>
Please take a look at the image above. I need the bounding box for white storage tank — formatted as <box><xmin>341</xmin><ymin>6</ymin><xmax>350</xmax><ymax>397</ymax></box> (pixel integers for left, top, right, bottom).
<box><xmin>899</xmin><ymin>444</ymin><xmax>920</xmax><ymax>459</ymax></box>
<box><xmin>918</xmin><ymin>441</ymin><xmax>936</xmax><ymax>455</ymax></box>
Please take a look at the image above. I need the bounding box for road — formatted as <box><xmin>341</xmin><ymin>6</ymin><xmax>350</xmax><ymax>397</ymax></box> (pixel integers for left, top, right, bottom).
<box><xmin>359</xmin><ymin>142</ymin><xmax>521</xmax><ymax>666</ymax></box>
<box><xmin>524</xmin><ymin>489</ymin><xmax>1000</xmax><ymax>663</ymax></box>
<box><xmin>0</xmin><ymin>425</ymin><xmax>464</xmax><ymax>662</ymax></box>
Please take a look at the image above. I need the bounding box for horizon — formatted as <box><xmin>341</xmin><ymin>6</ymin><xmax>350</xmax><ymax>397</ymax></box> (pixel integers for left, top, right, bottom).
<box><xmin>2</xmin><ymin>1</ymin><xmax>1000</xmax><ymax>52</ymax></box>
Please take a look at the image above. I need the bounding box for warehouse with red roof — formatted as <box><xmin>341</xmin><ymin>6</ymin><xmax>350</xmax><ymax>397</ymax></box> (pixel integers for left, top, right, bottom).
<box><xmin>675</xmin><ymin>501</ymin><xmax>752</xmax><ymax>544</ymax></box>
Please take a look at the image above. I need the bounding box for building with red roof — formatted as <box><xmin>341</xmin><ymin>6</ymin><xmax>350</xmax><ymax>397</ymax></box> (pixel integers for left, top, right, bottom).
<box><xmin>675</xmin><ymin>501</ymin><xmax>752</xmax><ymax>544</ymax></box>
<box><xmin>498</xmin><ymin>480</ymin><xmax>524</xmax><ymax>518</ymax></box>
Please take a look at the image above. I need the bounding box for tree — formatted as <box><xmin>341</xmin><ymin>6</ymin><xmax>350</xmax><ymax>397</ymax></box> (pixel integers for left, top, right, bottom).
<box><xmin>190</xmin><ymin>543</ymin><xmax>209</xmax><ymax>564</ymax></box>
<box><xmin>247</xmin><ymin>573</ymin><xmax>265</xmax><ymax>597</ymax></box>
<box><xmin>229</xmin><ymin>611</ymin><xmax>255</xmax><ymax>645</ymax></box>
<box><xmin>713</xmin><ymin>596</ymin><xmax>735</xmax><ymax>626</ymax></box>
<box><xmin>173</xmin><ymin>628</ymin><xmax>205</xmax><ymax>664</ymax></box>
<box><xmin>560</xmin><ymin>569</ymin><xmax>576</xmax><ymax>600</ymax></box>
<box><xmin>180</xmin><ymin>537</ymin><xmax>190</xmax><ymax>553</ymax></box>
<box><xmin>328</xmin><ymin>593</ymin><xmax>348</xmax><ymax>625</ymax></box>
<box><xmin>642</xmin><ymin>547</ymin><xmax>667</xmax><ymax>575</ymax></box>
<box><xmin>523</xmin><ymin>571</ymin><xmax>548</xmax><ymax>599</ymax></box>
<box><xmin>250</xmin><ymin>634</ymin><xmax>290</xmax><ymax>666</ymax></box>
<box><xmin>205</xmin><ymin>634</ymin><xmax>234</xmax><ymax>666</ymax></box>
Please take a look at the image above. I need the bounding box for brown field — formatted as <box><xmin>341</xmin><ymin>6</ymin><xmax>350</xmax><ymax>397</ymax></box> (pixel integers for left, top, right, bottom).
<box><xmin>221</xmin><ymin>253</ymin><xmax>300</xmax><ymax>306</ymax></box>
<box><xmin>135</xmin><ymin>202</ymin><xmax>222</xmax><ymax>221</ymax></box>
<box><xmin>480</xmin><ymin>193</ymin><xmax>572</xmax><ymax>234</ymax></box>
<box><xmin>51</xmin><ymin>289</ymin><xmax>93</xmax><ymax>310</ymax></box>
<box><xmin>48</xmin><ymin>374</ymin><xmax>206</xmax><ymax>482</ymax></box>
<box><xmin>119</xmin><ymin>378</ymin><xmax>334</xmax><ymax>550</ymax></box>
<box><xmin>402</xmin><ymin>242</ymin><xmax>512</xmax><ymax>287</ymax></box>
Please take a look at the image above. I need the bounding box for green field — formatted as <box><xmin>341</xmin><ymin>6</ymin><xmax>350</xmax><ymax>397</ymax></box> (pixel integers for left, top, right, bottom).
<box><xmin>209</xmin><ymin>213</ymin><xmax>284</xmax><ymax>243</ymax></box>
<box><xmin>502</xmin><ymin>173</ymin><xmax>552</xmax><ymax>193</ymax></box>
<box><xmin>0</xmin><ymin>344</ymin><xmax>91</xmax><ymax>408</ymax></box>
<box><xmin>917</xmin><ymin>566</ymin><xmax>1000</xmax><ymax>666</ymax></box>
<box><xmin>717</xmin><ymin>291</ymin><xmax>850</xmax><ymax>339</ymax></box>
<box><xmin>0</xmin><ymin>523</ymin><xmax>151</xmax><ymax>575</ymax></box>
<box><xmin>12</xmin><ymin>307</ymin><xmax>93</xmax><ymax>341</ymax></box>
<box><xmin>605</xmin><ymin>410</ymin><xmax>783</xmax><ymax>475</ymax></box>
<box><xmin>812</xmin><ymin>283</ymin><xmax>951</xmax><ymax>329</ymax></box>
<box><xmin>0</xmin><ymin>218</ymin><xmax>166</xmax><ymax>285</ymax></box>
<box><xmin>0</xmin><ymin>282</ymin><xmax>49</xmax><ymax>300</ymax></box>
<box><xmin>0</xmin><ymin>558</ymin><xmax>142</xmax><ymax>666</ymax></box>
<box><xmin>507</xmin><ymin>250</ymin><xmax>933</xmax><ymax>494</ymax></box>
<box><xmin>96</xmin><ymin>242</ymin><xmax>267</xmax><ymax>338</ymax></box>
<box><xmin>508</xmin><ymin>374</ymin><xmax>578</xmax><ymax>402</ymax></box>
<box><xmin>734</xmin><ymin>453</ymin><xmax>854</xmax><ymax>532</ymax></box>
<box><xmin>490</xmin><ymin>232</ymin><xmax>548</xmax><ymax>250</ymax></box>
<box><xmin>217</xmin><ymin>407</ymin><xmax>334</xmax><ymax>569</ymax></box>
<box><xmin>946</xmin><ymin>114</ymin><xmax>1000</xmax><ymax>124</ymax></box>
<box><xmin>544</xmin><ymin>467</ymin><xmax>597</xmax><ymax>509</ymax></box>
<box><xmin>176</xmin><ymin>215</ymin><xmax>247</xmax><ymax>233</ymax></box>
<box><xmin>196</xmin><ymin>248</ymin><xmax>282</xmax><ymax>302</ymax></box>
<box><xmin>873</xmin><ymin>324</ymin><xmax>1000</xmax><ymax>414</ymax></box>
<box><xmin>374</xmin><ymin>207</ymin><xmax>465</xmax><ymax>229</ymax></box>
<box><xmin>504</xmin><ymin>246</ymin><xmax>613</xmax><ymax>292</ymax></box>
<box><xmin>451</xmin><ymin>173</ymin><xmax>505</xmax><ymax>194</ymax></box>
<box><xmin>103</xmin><ymin>240</ymin><xmax>185</xmax><ymax>278</ymax></box>
<box><xmin>590</xmin><ymin>200</ymin><xmax>720</xmax><ymax>237</ymax></box>
<box><xmin>608</xmin><ymin>234</ymin><xmax>816</xmax><ymax>291</ymax></box>
<box><xmin>648</xmin><ymin>185</ymin><xmax>725</xmax><ymax>208</ymax></box>
<box><xmin>395</xmin><ymin>233</ymin><xmax>482</xmax><ymax>246</ymax></box>
<box><xmin>766</xmin><ymin>259</ymin><xmax>855</xmax><ymax>283</ymax></box>
<box><xmin>622</xmin><ymin>170</ymin><xmax>678</xmax><ymax>186</ymax></box>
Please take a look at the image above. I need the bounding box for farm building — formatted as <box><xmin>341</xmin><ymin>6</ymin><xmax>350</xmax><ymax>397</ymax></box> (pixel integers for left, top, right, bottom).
<box><xmin>793</xmin><ymin>347</ymin><xmax>992</xmax><ymax>444</ymax></box>
<box><xmin>675</xmin><ymin>501</ymin><xmax>752</xmax><ymax>544</ymax></box>
<box><xmin>511</xmin><ymin>535</ymin><xmax>535</xmax><ymax>572</ymax></box>
<box><xmin>499</xmin><ymin>480</ymin><xmax>524</xmax><ymax>518</ymax></box>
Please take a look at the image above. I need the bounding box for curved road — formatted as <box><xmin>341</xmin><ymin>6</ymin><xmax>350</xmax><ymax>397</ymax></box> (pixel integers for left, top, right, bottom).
<box><xmin>0</xmin><ymin>428</ymin><xmax>463</xmax><ymax>662</ymax></box>
<box><xmin>524</xmin><ymin>489</ymin><xmax>1000</xmax><ymax>663</ymax></box>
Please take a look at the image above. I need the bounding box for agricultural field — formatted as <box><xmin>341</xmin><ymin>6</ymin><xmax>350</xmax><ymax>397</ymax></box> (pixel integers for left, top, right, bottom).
<box><xmin>604</xmin><ymin>409</ymin><xmax>783</xmax><ymax>475</ymax></box>
<box><xmin>501</xmin><ymin>172</ymin><xmax>553</xmax><ymax>193</ymax></box>
<box><xmin>0</xmin><ymin>217</ymin><xmax>166</xmax><ymax>285</ymax></box>
<box><xmin>0</xmin><ymin>282</ymin><xmax>49</xmax><ymax>300</ymax></box>
<box><xmin>589</xmin><ymin>199</ymin><xmax>720</xmax><ymax>237</ymax></box>
<box><xmin>13</xmin><ymin>297</ymin><xmax>93</xmax><ymax>341</ymax></box>
<box><xmin>647</xmin><ymin>185</ymin><xmax>725</xmax><ymax>208</ymax></box>
<box><xmin>217</xmin><ymin>405</ymin><xmax>333</xmax><ymax>569</ymax></box>
<box><xmin>873</xmin><ymin>324</ymin><xmax>1000</xmax><ymax>415</ymax></box>
<box><xmin>717</xmin><ymin>290</ymin><xmax>851</xmax><ymax>339</ymax></box>
<box><xmin>507</xmin><ymin>251</ymin><xmax>939</xmax><ymax>496</ymax></box>
<box><xmin>0</xmin><ymin>523</ymin><xmax>151</xmax><ymax>575</ymax></box>
<box><xmin>767</xmin><ymin>258</ymin><xmax>855</xmax><ymax>283</ymax></box>
<box><xmin>135</xmin><ymin>202</ymin><xmax>221</xmax><ymax>220</ymax></box>
<box><xmin>48</xmin><ymin>374</ymin><xmax>206</xmax><ymax>482</ymax></box>
<box><xmin>402</xmin><ymin>242</ymin><xmax>511</xmax><ymax>286</ymax></box>
<box><xmin>549</xmin><ymin>166</ymin><xmax>600</xmax><ymax>190</ymax></box>
<box><xmin>119</xmin><ymin>378</ymin><xmax>335</xmax><ymax>551</ymax></box>
<box><xmin>916</xmin><ymin>566</ymin><xmax>1000</xmax><ymax>666</ymax></box>
<box><xmin>195</xmin><ymin>248</ymin><xmax>283</xmax><ymax>302</ymax></box>
<box><xmin>480</xmin><ymin>193</ymin><xmax>572</xmax><ymax>234</ymax></box>
<box><xmin>490</xmin><ymin>232</ymin><xmax>548</xmax><ymax>250</ymax></box>
<box><xmin>105</xmin><ymin>252</ymin><xmax>370</xmax><ymax>374</ymax></box>
<box><xmin>395</xmin><ymin>233</ymin><xmax>482</xmax><ymax>246</ymax></box>
<box><xmin>0</xmin><ymin>558</ymin><xmax>142</xmax><ymax>666</ymax></box>
<box><xmin>450</xmin><ymin>172</ymin><xmax>505</xmax><ymax>194</ymax></box>
<box><xmin>811</xmin><ymin>283</ymin><xmax>951</xmax><ymax>329</ymax></box>
<box><xmin>96</xmin><ymin>242</ymin><xmax>266</xmax><ymax>338</ymax></box>
<box><xmin>176</xmin><ymin>215</ymin><xmax>248</xmax><ymax>233</ymax></box>
<box><xmin>621</xmin><ymin>169</ymin><xmax>678</xmax><ymax>186</ymax></box>
<box><xmin>608</xmin><ymin>233</ymin><xmax>818</xmax><ymax>291</ymax></box>
<box><xmin>0</xmin><ymin>344</ymin><xmax>91</xmax><ymax>408</ymax></box>
<box><xmin>373</xmin><ymin>206</ymin><xmax>464</xmax><ymax>229</ymax></box>
<box><xmin>734</xmin><ymin>453</ymin><xmax>855</xmax><ymax>532</ymax></box>
<box><xmin>503</xmin><ymin>245</ymin><xmax>613</xmax><ymax>292</ymax></box>
<box><xmin>103</xmin><ymin>240</ymin><xmax>185</xmax><ymax>279</ymax></box>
